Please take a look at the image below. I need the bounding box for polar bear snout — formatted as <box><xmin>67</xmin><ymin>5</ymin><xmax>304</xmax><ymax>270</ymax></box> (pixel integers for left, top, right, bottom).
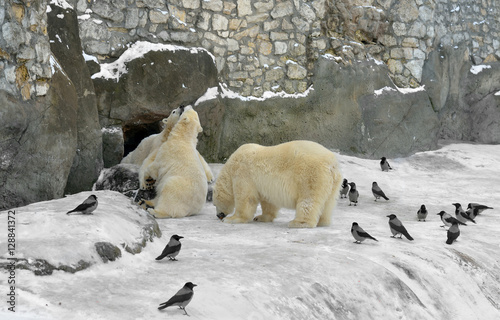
<box><xmin>216</xmin><ymin>212</ymin><xmax>227</xmax><ymax>221</ymax></box>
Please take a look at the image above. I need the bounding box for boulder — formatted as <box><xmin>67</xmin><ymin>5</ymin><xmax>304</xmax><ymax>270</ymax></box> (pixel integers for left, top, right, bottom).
<box><xmin>0</xmin><ymin>66</ymin><xmax>78</xmax><ymax>211</ymax></box>
<box><xmin>91</xmin><ymin>43</ymin><xmax>218</xmax><ymax>165</ymax></box>
<box><xmin>47</xmin><ymin>4</ymin><xmax>104</xmax><ymax>194</ymax></box>
<box><xmin>0</xmin><ymin>191</ymin><xmax>161</xmax><ymax>275</ymax></box>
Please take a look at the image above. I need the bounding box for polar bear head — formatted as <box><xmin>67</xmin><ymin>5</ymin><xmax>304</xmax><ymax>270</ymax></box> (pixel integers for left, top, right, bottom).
<box><xmin>169</xmin><ymin>106</ymin><xmax>203</xmax><ymax>142</ymax></box>
<box><xmin>212</xmin><ymin>169</ymin><xmax>235</xmax><ymax>219</ymax></box>
<box><xmin>159</xmin><ymin>105</ymin><xmax>185</xmax><ymax>141</ymax></box>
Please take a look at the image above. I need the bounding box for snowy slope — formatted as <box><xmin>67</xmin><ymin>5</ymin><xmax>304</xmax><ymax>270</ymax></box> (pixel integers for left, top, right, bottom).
<box><xmin>1</xmin><ymin>142</ymin><xmax>499</xmax><ymax>320</ymax></box>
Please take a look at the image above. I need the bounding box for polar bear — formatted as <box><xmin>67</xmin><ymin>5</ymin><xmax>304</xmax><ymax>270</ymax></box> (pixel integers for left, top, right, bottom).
<box><xmin>121</xmin><ymin>107</ymin><xmax>184</xmax><ymax>167</ymax></box>
<box><xmin>142</xmin><ymin>107</ymin><xmax>208</xmax><ymax>218</ymax></box>
<box><xmin>213</xmin><ymin>140</ymin><xmax>342</xmax><ymax>228</ymax></box>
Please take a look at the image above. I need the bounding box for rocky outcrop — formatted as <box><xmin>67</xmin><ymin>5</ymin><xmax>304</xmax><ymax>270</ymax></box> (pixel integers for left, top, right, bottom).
<box><xmin>0</xmin><ymin>65</ymin><xmax>78</xmax><ymax>210</ymax></box>
<box><xmin>422</xmin><ymin>45</ymin><xmax>500</xmax><ymax>143</ymax></box>
<box><xmin>91</xmin><ymin>42</ymin><xmax>218</xmax><ymax>165</ymax></box>
<box><xmin>205</xmin><ymin>56</ymin><xmax>439</xmax><ymax>160</ymax></box>
<box><xmin>47</xmin><ymin>3</ymin><xmax>103</xmax><ymax>194</ymax></box>
<box><xmin>0</xmin><ymin>191</ymin><xmax>161</xmax><ymax>275</ymax></box>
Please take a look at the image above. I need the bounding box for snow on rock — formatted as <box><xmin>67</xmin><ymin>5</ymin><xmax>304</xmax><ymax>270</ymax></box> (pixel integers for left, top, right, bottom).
<box><xmin>91</xmin><ymin>41</ymin><xmax>215</xmax><ymax>82</ymax></box>
<box><xmin>470</xmin><ymin>64</ymin><xmax>492</xmax><ymax>75</ymax></box>
<box><xmin>374</xmin><ymin>85</ymin><xmax>426</xmax><ymax>96</ymax></box>
<box><xmin>0</xmin><ymin>191</ymin><xmax>161</xmax><ymax>275</ymax></box>
<box><xmin>1</xmin><ymin>143</ymin><xmax>500</xmax><ymax>319</ymax></box>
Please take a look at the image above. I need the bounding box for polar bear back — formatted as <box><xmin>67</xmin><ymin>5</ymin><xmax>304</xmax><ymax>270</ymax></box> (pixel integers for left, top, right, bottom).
<box><xmin>220</xmin><ymin>140</ymin><xmax>340</xmax><ymax>209</ymax></box>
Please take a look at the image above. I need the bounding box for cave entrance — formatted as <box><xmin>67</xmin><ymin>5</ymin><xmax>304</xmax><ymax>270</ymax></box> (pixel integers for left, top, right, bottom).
<box><xmin>122</xmin><ymin>121</ymin><xmax>163</xmax><ymax>157</ymax></box>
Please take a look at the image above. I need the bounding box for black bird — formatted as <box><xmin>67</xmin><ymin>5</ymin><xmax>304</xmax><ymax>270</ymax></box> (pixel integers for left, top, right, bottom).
<box><xmin>66</xmin><ymin>195</ymin><xmax>98</xmax><ymax>215</ymax></box>
<box><xmin>340</xmin><ymin>179</ymin><xmax>349</xmax><ymax>199</ymax></box>
<box><xmin>452</xmin><ymin>203</ymin><xmax>476</xmax><ymax>224</ymax></box>
<box><xmin>417</xmin><ymin>204</ymin><xmax>428</xmax><ymax>221</ymax></box>
<box><xmin>387</xmin><ymin>214</ymin><xmax>414</xmax><ymax>240</ymax></box>
<box><xmin>158</xmin><ymin>282</ymin><xmax>197</xmax><ymax>315</ymax></box>
<box><xmin>156</xmin><ymin>235</ymin><xmax>183</xmax><ymax>261</ymax></box>
<box><xmin>351</xmin><ymin>222</ymin><xmax>378</xmax><ymax>243</ymax></box>
<box><xmin>380</xmin><ymin>157</ymin><xmax>392</xmax><ymax>171</ymax></box>
<box><xmin>372</xmin><ymin>182</ymin><xmax>389</xmax><ymax>201</ymax></box>
<box><xmin>348</xmin><ymin>182</ymin><xmax>359</xmax><ymax>206</ymax></box>
<box><xmin>437</xmin><ymin>211</ymin><xmax>466</xmax><ymax>228</ymax></box>
<box><xmin>446</xmin><ymin>221</ymin><xmax>460</xmax><ymax>245</ymax></box>
<box><xmin>467</xmin><ymin>203</ymin><xmax>493</xmax><ymax>216</ymax></box>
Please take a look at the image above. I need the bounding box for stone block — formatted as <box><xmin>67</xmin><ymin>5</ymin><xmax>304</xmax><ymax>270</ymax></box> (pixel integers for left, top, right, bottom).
<box><xmin>237</xmin><ymin>0</ymin><xmax>253</xmax><ymax>16</ymax></box>
<box><xmin>387</xmin><ymin>59</ymin><xmax>404</xmax><ymax>74</ymax></box>
<box><xmin>259</xmin><ymin>40</ymin><xmax>273</xmax><ymax>55</ymax></box>
<box><xmin>265</xmin><ymin>67</ymin><xmax>285</xmax><ymax>81</ymax></box>
<box><xmin>271</xmin><ymin>1</ymin><xmax>294</xmax><ymax>19</ymax></box>
<box><xmin>212</xmin><ymin>14</ymin><xmax>229</xmax><ymax>30</ymax></box>
<box><xmin>286</xmin><ymin>61</ymin><xmax>307</xmax><ymax>79</ymax></box>
<box><xmin>125</xmin><ymin>8</ymin><xmax>139</xmax><ymax>29</ymax></box>
<box><xmin>270</xmin><ymin>31</ymin><xmax>289</xmax><ymax>41</ymax></box>
<box><xmin>392</xmin><ymin>22</ymin><xmax>406</xmax><ymax>36</ymax></box>
<box><xmin>202</xmin><ymin>0</ymin><xmax>223</xmax><ymax>11</ymax></box>
<box><xmin>255</xmin><ymin>1</ymin><xmax>274</xmax><ymax>13</ymax></box>
<box><xmin>182</xmin><ymin>0</ymin><xmax>200</xmax><ymax>9</ymax></box>
<box><xmin>274</xmin><ymin>41</ymin><xmax>288</xmax><ymax>55</ymax></box>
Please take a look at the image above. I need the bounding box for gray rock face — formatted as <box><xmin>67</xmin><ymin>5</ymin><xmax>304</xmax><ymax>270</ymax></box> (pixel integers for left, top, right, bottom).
<box><xmin>94</xmin><ymin>164</ymin><xmax>140</xmax><ymax>194</ymax></box>
<box><xmin>47</xmin><ymin>4</ymin><xmax>104</xmax><ymax>194</ymax></box>
<box><xmin>93</xmin><ymin>47</ymin><xmax>218</xmax><ymax>127</ymax></box>
<box><xmin>422</xmin><ymin>45</ymin><xmax>500</xmax><ymax>144</ymax></box>
<box><xmin>207</xmin><ymin>56</ymin><xmax>439</xmax><ymax>160</ymax></box>
<box><xmin>0</xmin><ymin>68</ymin><xmax>78</xmax><ymax>210</ymax></box>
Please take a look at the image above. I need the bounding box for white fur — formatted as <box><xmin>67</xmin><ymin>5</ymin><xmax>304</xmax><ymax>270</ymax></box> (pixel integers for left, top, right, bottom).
<box><xmin>213</xmin><ymin>140</ymin><xmax>342</xmax><ymax>228</ymax></box>
<box><xmin>144</xmin><ymin>108</ymin><xmax>208</xmax><ymax>218</ymax></box>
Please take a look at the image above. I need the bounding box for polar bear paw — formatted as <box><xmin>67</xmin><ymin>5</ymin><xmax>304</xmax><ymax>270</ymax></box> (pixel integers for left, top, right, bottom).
<box><xmin>144</xmin><ymin>177</ymin><xmax>156</xmax><ymax>190</ymax></box>
<box><xmin>288</xmin><ymin>219</ymin><xmax>316</xmax><ymax>228</ymax></box>
<box><xmin>223</xmin><ymin>215</ymin><xmax>250</xmax><ymax>224</ymax></box>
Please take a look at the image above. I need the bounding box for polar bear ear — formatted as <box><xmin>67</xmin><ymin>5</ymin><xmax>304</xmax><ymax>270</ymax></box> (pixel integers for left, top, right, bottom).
<box><xmin>162</xmin><ymin>118</ymin><xmax>169</xmax><ymax>124</ymax></box>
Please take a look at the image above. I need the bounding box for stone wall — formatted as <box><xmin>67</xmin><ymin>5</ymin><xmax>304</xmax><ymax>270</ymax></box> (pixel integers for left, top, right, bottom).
<box><xmin>0</xmin><ymin>0</ymin><xmax>52</xmax><ymax>100</ymax></box>
<box><xmin>72</xmin><ymin>0</ymin><xmax>499</xmax><ymax>94</ymax></box>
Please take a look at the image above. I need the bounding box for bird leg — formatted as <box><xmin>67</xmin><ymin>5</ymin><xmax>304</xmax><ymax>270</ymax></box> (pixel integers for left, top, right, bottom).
<box><xmin>168</xmin><ymin>257</ymin><xmax>178</xmax><ymax>261</ymax></box>
<box><xmin>180</xmin><ymin>307</ymin><xmax>189</xmax><ymax>316</ymax></box>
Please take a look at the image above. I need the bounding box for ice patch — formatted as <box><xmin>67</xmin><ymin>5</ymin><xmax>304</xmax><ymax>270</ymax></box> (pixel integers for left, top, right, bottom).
<box><xmin>321</xmin><ymin>54</ymin><xmax>342</xmax><ymax>62</ymax></box>
<box><xmin>91</xmin><ymin>41</ymin><xmax>215</xmax><ymax>82</ymax></box>
<box><xmin>470</xmin><ymin>65</ymin><xmax>491</xmax><ymax>75</ymax></box>
<box><xmin>220</xmin><ymin>83</ymin><xmax>314</xmax><ymax>101</ymax></box>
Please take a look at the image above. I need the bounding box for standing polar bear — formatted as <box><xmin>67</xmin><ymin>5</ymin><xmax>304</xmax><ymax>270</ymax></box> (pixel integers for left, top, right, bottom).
<box><xmin>142</xmin><ymin>107</ymin><xmax>208</xmax><ymax>218</ymax></box>
<box><xmin>213</xmin><ymin>140</ymin><xmax>342</xmax><ymax>228</ymax></box>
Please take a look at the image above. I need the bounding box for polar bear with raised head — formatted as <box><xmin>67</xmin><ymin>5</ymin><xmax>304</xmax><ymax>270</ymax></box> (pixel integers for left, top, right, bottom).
<box><xmin>213</xmin><ymin>140</ymin><xmax>342</xmax><ymax>228</ymax></box>
<box><xmin>142</xmin><ymin>107</ymin><xmax>208</xmax><ymax>218</ymax></box>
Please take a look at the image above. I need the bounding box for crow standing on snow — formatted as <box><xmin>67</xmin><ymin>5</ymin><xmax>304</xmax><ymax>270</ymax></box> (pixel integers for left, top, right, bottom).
<box><xmin>158</xmin><ymin>282</ymin><xmax>197</xmax><ymax>315</ymax></box>
<box><xmin>351</xmin><ymin>222</ymin><xmax>378</xmax><ymax>244</ymax></box>
<box><xmin>372</xmin><ymin>182</ymin><xmax>389</xmax><ymax>201</ymax></box>
<box><xmin>452</xmin><ymin>203</ymin><xmax>476</xmax><ymax>224</ymax></box>
<box><xmin>380</xmin><ymin>157</ymin><xmax>392</xmax><ymax>171</ymax></box>
<box><xmin>348</xmin><ymin>182</ymin><xmax>359</xmax><ymax>206</ymax></box>
<box><xmin>66</xmin><ymin>195</ymin><xmax>98</xmax><ymax>215</ymax></box>
<box><xmin>417</xmin><ymin>204</ymin><xmax>428</xmax><ymax>221</ymax></box>
<box><xmin>467</xmin><ymin>203</ymin><xmax>493</xmax><ymax>218</ymax></box>
<box><xmin>446</xmin><ymin>221</ymin><xmax>460</xmax><ymax>245</ymax></box>
<box><xmin>340</xmin><ymin>178</ymin><xmax>349</xmax><ymax>199</ymax></box>
<box><xmin>156</xmin><ymin>235</ymin><xmax>183</xmax><ymax>261</ymax></box>
<box><xmin>437</xmin><ymin>211</ymin><xmax>466</xmax><ymax>228</ymax></box>
<box><xmin>387</xmin><ymin>214</ymin><xmax>414</xmax><ymax>240</ymax></box>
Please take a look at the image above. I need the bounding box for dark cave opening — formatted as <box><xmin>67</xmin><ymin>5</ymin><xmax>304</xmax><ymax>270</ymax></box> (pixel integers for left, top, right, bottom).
<box><xmin>122</xmin><ymin>121</ymin><xmax>163</xmax><ymax>157</ymax></box>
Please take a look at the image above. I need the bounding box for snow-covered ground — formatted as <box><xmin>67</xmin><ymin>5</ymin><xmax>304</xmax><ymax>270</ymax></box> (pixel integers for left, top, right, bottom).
<box><xmin>1</xmin><ymin>141</ymin><xmax>499</xmax><ymax>320</ymax></box>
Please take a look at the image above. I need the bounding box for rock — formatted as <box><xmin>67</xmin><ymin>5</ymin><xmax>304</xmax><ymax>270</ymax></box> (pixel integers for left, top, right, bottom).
<box><xmin>0</xmin><ymin>64</ymin><xmax>78</xmax><ymax>211</ymax></box>
<box><xmin>47</xmin><ymin>4</ymin><xmax>104</xmax><ymax>195</ymax></box>
<box><xmin>94</xmin><ymin>164</ymin><xmax>140</xmax><ymax>194</ymax></box>
<box><xmin>92</xmin><ymin>43</ymin><xmax>218</xmax><ymax>159</ymax></box>
<box><xmin>95</xmin><ymin>242</ymin><xmax>122</xmax><ymax>263</ymax></box>
<box><xmin>101</xmin><ymin>126</ymin><xmax>124</xmax><ymax>168</ymax></box>
<box><xmin>0</xmin><ymin>191</ymin><xmax>161</xmax><ymax>274</ymax></box>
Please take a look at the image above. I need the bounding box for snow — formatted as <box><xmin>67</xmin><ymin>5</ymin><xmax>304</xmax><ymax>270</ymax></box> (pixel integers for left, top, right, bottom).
<box><xmin>1</xmin><ymin>142</ymin><xmax>500</xmax><ymax>319</ymax></box>
<box><xmin>374</xmin><ymin>85</ymin><xmax>426</xmax><ymax>96</ymax></box>
<box><xmin>82</xmin><ymin>51</ymin><xmax>98</xmax><ymax>64</ymax></box>
<box><xmin>220</xmin><ymin>83</ymin><xmax>314</xmax><ymax>101</ymax></box>
<box><xmin>91</xmin><ymin>41</ymin><xmax>216</xmax><ymax>82</ymax></box>
<box><xmin>470</xmin><ymin>64</ymin><xmax>492</xmax><ymax>75</ymax></box>
<box><xmin>49</xmin><ymin>0</ymin><xmax>73</xmax><ymax>10</ymax></box>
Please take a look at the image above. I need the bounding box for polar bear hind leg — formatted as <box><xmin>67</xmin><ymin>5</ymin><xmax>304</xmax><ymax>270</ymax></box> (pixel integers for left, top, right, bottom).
<box><xmin>288</xmin><ymin>197</ymin><xmax>323</xmax><ymax>228</ymax></box>
<box><xmin>253</xmin><ymin>199</ymin><xmax>279</xmax><ymax>222</ymax></box>
<box><xmin>147</xmin><ymin>176</ymin><xmax>192</xmax><ymax>218</ymax></box>
<box><xmin>317</xmin><ymin>197</ymin><xmax>337</xmax><ymax>227</ymax></box>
